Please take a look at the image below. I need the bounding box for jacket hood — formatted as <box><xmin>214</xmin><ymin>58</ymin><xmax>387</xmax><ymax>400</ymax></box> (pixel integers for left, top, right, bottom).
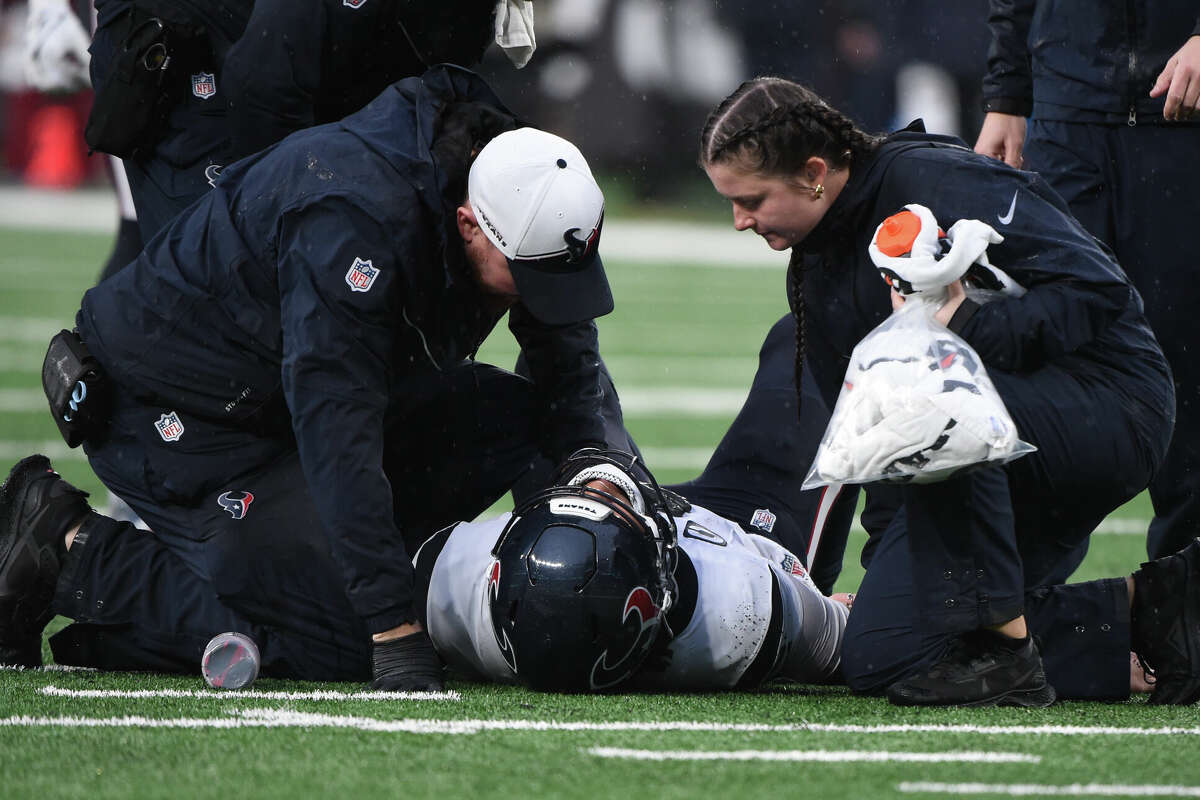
<box><xmin>796</xmin><ymin>120</ymin><xmax>970</xmax><ymax>256</ymax></box>
<box><xmin>335</xmin><ymin>64</ymin><xmax>517</xmax><ymax>287</ymax></box>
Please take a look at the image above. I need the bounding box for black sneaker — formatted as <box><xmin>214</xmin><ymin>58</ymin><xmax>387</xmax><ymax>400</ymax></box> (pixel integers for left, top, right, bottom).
<box><xmin>0</xmin><ymin>639</ymin><xmax>42</xmax><ymax>669</ymax></box>
<box><xmin>0</xmin><ymin>455</ymin><xmax>89</xmax><ymax>666</ymax></box>
<box><xmin>1132</xmin><ymin>538</ymin><xmax>1200</xmax><ymax>705</ymax></box>
<box><xmin>886</xmin><ymin>630</ymin><xmax>1057</xmax><ymax>707</ymax></box>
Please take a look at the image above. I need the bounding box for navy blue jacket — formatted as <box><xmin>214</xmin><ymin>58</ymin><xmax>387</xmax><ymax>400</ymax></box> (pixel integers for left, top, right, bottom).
<box><xmin>222</xmin><ymin>0</ymin><xmax>495</xmax><ymax>160</ymax></box>
<box><xmin>77</xmin><ymin>66</ymin><xmax>609</xmax><ymax>633</ymax></box>
<box><xmin>92</xmin><ymin>0</ymin><xmax>492</xmax><ymax>174</ymax></box>
<box><xmin>792</xmin><ymin>126</ymin><xmax>1173</xmax><ymax>461</ymax></box>
<box><xmin>982</xmin><ymin>0</ymin><xmax>1200</xmax><ymax>122</ymax></box>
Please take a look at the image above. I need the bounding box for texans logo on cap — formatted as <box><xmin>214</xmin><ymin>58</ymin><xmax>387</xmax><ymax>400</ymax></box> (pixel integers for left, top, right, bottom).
<box><xmin>563</xmin><ymin>225</ymin><xmax>600</xmax><ymax>264</ymax></box>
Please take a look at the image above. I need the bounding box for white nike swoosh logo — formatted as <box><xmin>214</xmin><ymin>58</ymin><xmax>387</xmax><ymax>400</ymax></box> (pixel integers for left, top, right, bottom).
<box><xmin>998</xmin><ymin>191</ymin><xmax>1018</xmax><ymax>225</ymax></box>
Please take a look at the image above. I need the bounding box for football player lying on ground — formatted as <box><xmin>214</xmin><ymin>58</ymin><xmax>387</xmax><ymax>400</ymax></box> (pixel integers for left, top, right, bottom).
<box><xmin>413</xmin><ymin>448</ymin><xmax>1199</xmax><ymax>700</ymax></box>
<box><xmin>416</xmin><ymin>448</ymin><xmax>851</xmax><ymax>691</ymax></box>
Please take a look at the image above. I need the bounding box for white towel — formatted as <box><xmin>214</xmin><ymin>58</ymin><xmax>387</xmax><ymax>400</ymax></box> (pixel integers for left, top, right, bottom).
<box><xmin>495</xmin><ymin>0</ymin><xmax>536</xmax><ymax>68</ymax></box>
<box><xmin>23</xmin><ymin>0</ymin><xmax>91</xmax><ymax>92</ymax></box>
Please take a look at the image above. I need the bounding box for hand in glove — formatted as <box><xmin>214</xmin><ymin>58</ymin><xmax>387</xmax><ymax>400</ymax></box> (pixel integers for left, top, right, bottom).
<box><xmin>24</xmin><ymin>0</ymin><xmax>91</xmax><ymax>93</ymax></box>
<box><xmin>371</xmin><ymin>629</ymin><xmax>445</xmax><ymax>691</ymax></box>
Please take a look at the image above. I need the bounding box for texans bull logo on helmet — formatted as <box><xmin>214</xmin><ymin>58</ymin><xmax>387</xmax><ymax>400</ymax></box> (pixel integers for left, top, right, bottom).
<box><xmin>487</xmin><ymin>559</ymin><xmax>518</xmax><ymax>673</ymax></box>
<box><xmin>588</xmin><ymin>586</ymin><xmax>661</xmax><ymax>690</ymax></box>
<box><xmin>218</xmin><ymin>491</ymin><xmax>255</xmax><ymax>520</ymax></box>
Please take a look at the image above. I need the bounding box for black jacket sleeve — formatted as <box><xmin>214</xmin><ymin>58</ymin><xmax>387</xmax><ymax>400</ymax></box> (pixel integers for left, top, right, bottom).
<box><xmin>981</xmin><ymin>0</ymin><xmax>1036</xmax><ymax>116</ymax></box>
<box><xmin>276</xmin><ymin>196</ymin><xmax>417</xmax><ymax>634</ymax></box>
<box><xmin>507</xmin><ymin>304</ymin><xmax>608</xmax><ymax>460</ymax></box>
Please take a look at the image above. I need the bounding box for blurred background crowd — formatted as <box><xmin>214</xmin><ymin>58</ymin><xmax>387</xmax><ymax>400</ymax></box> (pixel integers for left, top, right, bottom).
<box><xmin>0</xmin><ymin>0</ymin><xmax>991</xmax><ymax>206</ymax></box>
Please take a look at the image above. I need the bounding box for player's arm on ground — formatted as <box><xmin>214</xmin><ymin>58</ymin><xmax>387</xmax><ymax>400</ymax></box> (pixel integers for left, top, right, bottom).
<box><xmin>743</xmin><ymin>531</ymin><xmax>849</xmax><ymax>684</ymax></box>
<box><xmin>222</xmin><ymin>0</ymin><xmax>327</xmax><ymax>159</ymax></box>
<box><xmin>275</xmin><ymin>195</ymin><xmax>419</xmax><ymax>636</ymax></box>
<box><xmin>975</xmin><ymin>0</ymin><xmax>1035</xmax><ymax>166</ymax></box>
<box><xmin>508</xmin><ymin>307</ymin><xmax>608</xmax><ymax>459</ymax></box>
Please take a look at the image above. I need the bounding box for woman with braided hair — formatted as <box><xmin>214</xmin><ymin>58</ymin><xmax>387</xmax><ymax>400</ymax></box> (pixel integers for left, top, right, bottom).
<box><xmin>698</xmin><ymin>77</ymin><xmax>1186</xmax><ymax>706</ymax></box>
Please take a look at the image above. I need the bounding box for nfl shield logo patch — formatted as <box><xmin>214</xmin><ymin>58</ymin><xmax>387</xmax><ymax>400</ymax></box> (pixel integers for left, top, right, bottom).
<box><xmin>345</xmin><ymin>257</ymin><xmax>379</xmax><ymax>292</ymax></box>
<box><xmin>750</xmin><ymin>508</ymin><xmax>777</xmax><ymax>533</ymax></box>
<box><xmin>191</xmin><ymin>72</ymin><xmax>217</xmax><ymax>100</ymax></box>
<box><xmin>155</xmin><ymin>411</ymin><xmax>185</xmax><ymax>442</ymax></box>
<box><xmin>781</xmin><ymin>554</ymin><xmax>809</xmax><ymax>579</ymax></box>
<box><xmin>343</xmin><ymin>0</ymin><xmax>367</xmax><ymax>7</ymax></box>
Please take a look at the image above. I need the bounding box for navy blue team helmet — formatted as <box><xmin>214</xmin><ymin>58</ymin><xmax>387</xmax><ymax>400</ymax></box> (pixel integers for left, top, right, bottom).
<box><xmin>487</xmin><ymin>449</ymin><xmax>679</xmax><ymax>692</ymax></box>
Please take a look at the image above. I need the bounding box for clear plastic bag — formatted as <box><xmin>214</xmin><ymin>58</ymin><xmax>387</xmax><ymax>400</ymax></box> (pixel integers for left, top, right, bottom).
<box><xmin>802</xmin><ymin>296</ymin><xmax>1035</xmax><ymax>489</ymax></box>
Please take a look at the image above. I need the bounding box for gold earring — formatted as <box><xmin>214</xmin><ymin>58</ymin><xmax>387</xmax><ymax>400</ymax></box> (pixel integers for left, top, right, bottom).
<box><xmin>812</xmin><ymin>183</ymin><xmax>824</xmax><ymax>199</ymax></box>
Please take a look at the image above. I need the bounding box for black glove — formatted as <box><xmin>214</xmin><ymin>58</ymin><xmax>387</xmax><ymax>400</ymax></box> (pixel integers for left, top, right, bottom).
<box><xmin>370</xmin><ymin>630</ymin><xmax>445</xmax><ymax>691</ymax></box>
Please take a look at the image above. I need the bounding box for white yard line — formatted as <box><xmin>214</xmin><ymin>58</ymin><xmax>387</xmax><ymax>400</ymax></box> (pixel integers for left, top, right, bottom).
<box><xmin>604</xmin><ymin>219</ymin><xmax>781</xmax><ymax>268</ymax></box>
<box><xmin>0</xmin><ymin>386</ymin><xmax>749</xmax><ymax>417</ymax></box>
<box><xmin>793</xmin><ymin>722</ymin><xmax>1200</xmax><ymax>736</ymax></box>
<box><xmin>899</xmin><ymin>782</ymin><xmax>1200</xmax><ymax>797</ymax></box>
<box><xmin>588</xmin><ymin>747</ymin><xmax>1040</xmax><ymax>763</ymax></box>
<box><xmin>0</xmin><ymin>664</ymin><xmax>94</xmax><ymax>672</ymax></box>
<box><xmin>0</xmin><ymin>317</ymin><xmax>72</xmax><ymax>342</ymax></box>
<box><xmin>638</xmin><ymin>446</ymin><xmax>715</xmax><ymax>470</ymax></box>
<box><xmin>0</xmin><ymin>389</ymin><xmax>51</xmax><ymax>412</ymax></box>
<box><xmin>0</xmin><ymin>441</ymin><xmax>83</xmax><ymax>462</ymax></box>
<box><xmin>40</xmin><ymin>685</ymin><xmax>459</xmax><ymax>702</ymax></box>
<box><xmin>0</xmin><ymin>188</ymin><xmax>782</xmax><ymax>268</ymax></box>
<box><xmin>617</xmin><ymin>387</ymin><xmax>748</xmax><ymax>415</ymax></box>
<box><xmin>3</xmin><ymin>710</ymin><xmax>1199</xmax><ymax>737</ymax></box>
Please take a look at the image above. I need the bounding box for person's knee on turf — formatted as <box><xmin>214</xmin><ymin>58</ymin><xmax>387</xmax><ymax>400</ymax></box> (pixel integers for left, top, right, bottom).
<box><xmin>1130</xmin><ymin>538</ymin><xmax>1200</xmax><ymax>705</ymax></box>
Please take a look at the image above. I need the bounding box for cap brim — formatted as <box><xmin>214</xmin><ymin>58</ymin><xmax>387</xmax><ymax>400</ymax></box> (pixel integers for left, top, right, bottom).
<box><xmin>509</xmin><ymin>251</ymin><xmax>614</xmax><ymax>325</ymax></box>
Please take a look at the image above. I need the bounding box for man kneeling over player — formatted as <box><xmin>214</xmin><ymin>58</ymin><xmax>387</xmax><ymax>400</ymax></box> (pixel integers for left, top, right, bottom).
<box><xmin>416</xmin><ymin>448</ymin><xmax>850</xmax><ymax>690</ymax></box>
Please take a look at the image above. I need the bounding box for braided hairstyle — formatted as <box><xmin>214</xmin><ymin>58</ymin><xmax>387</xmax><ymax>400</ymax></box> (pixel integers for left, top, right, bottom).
<box><xmin>699</xmin><ymin>78</ymin><xmax>881</xmax><ymax>422</ymax></box>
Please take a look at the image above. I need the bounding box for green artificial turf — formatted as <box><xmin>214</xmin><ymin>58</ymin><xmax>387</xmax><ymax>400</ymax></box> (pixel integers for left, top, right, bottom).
<box><xmin>0</xmin><ymin>224</ymin><xmax>1186</xmax><ymax>800</ymax></box>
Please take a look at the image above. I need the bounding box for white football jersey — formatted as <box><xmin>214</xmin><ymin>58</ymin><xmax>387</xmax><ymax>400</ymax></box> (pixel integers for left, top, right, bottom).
<box><xmin>417</xmin><ymin>503</ymin><xmax>848</xmax><ymax>690</ymax></box>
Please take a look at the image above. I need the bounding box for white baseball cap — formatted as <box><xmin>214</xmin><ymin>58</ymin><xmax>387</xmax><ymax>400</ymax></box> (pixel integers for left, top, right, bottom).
<box><xmin>468</xmin><ymin>127</ymin><xmax>612</xmax><ymax>325</ymax></box>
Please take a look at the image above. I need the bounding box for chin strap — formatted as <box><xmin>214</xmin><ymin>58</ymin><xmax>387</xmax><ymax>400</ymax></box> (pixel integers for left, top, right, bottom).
<box><xmin>567</xmin><ymin>463</ymin><xmax>644</xmax><ymax>514</ymax></box>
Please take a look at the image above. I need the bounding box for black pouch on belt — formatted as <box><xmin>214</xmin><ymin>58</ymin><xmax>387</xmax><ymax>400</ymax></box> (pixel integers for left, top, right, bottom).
<box><xmin>43</xmin><ymin>330</ymin><xmax>111</xmax><ymax>448</ymax></box>
<box><xmin>84</xmin><ymin>5</ymin><xmax>196</xmax><ymax>159</ymax></box>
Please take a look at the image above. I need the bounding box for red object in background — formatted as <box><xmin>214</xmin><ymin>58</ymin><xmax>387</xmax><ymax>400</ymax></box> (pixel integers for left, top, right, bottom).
<box><xmin>24</xmin><ymin>104</ymin><xmax>84</xmax><ymax>187</ymax></box>
<box><xmin>3</xmin><ymin>88</ymin><xmax>99</xmax><ymax>187</ymax></box>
